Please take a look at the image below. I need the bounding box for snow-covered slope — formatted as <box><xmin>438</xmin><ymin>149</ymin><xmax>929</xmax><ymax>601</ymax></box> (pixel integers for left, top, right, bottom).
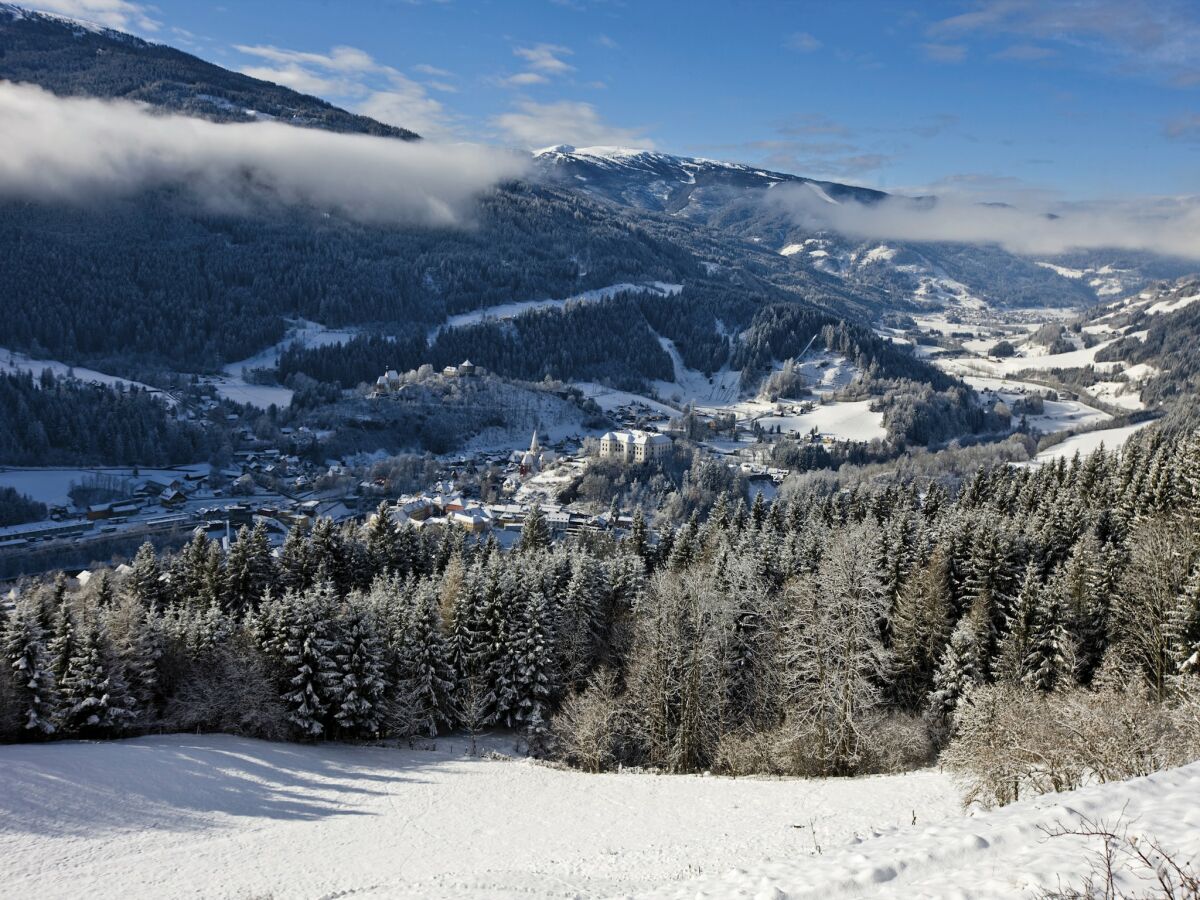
<box><xmin>637</xmin><ymin>761</ymin><xmax>1200</xmax><ymax>899</ymax></box>
<box><xmin>0</xmin><ymin>734</ymin><xmax>960</xmax><ymax>899</ymax></box>
<box><xmin>533</xmin><ymin>145</ymin><xmax>884</xmax><ymax>216</ymax></box>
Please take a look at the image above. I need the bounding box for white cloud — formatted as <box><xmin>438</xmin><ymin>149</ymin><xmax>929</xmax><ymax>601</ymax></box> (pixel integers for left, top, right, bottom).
<box><xmin>27</xmin><ymin>0</ymin><xmax>158</xmax><ymax>31</ymax></box>
<box><xmin>357</xmin><ymin>77</ymin><xmax>457</xmax><ymax>139</ymax></box>
<box><xmin>929</xmin><ymin>0</ymin><xmax>1200</xmax><ymax>85</ymax></box>
<box><xmin>492</xmin><ymin>100</ymin><xmax>654</xmax><ymax>149</ymax></box>
<box><xmin>412</xmin><ymin>63</ymin><xmax>454</xmax><ymax>78</ymax></box>
<box><xmin>769</xmin><ymin>181</ymin><xmax>1200</xmax><ymax>259</ymax></box>
<box><xmin>500</xmin><ymin>72</ymin><xmax>550</xmax><ymax>87</ymax></box>
<box><xmin>513</xmin><ymin>43</ymin><xmax>575</xmax><ymax>74</ymax></box>
<box><xmin>240</xmin><ymin>64</ymin><xmax>351</xmax><ymax>97</ymax></box>
<box><xmin>233</xmin><ymin>43</ymin><xmax>459</xmax><ymax>138</ymax></box>
<box><xmin>785</xmin><ymin>31</ymin><xmax>822</xmax><ymax>53</ymax></box>
<box><xmin>0</xmin><ymin>81</ymin><xmax>528</xmax><ymax>226</ymax></box>
<box><xmin>235</xmin><ymin>44</ymin><xmax>380</xmax><ymax>74</ymax></box>
<box><xmin>920</xmin><ymin>42</ymin><xmax>968</xmax><ymax>63</ymax></box>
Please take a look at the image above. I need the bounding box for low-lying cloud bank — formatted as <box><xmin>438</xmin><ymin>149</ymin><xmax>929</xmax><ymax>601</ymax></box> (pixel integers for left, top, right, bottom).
<box><xmin>771</xmin><ymin>182</ymin><xmax>1200</xmax><ymax>260</ymax></box>
<box><xmin>0</xmin><ymin>81</ymin><xmax>528</xmax><ymax>224</ymax></box>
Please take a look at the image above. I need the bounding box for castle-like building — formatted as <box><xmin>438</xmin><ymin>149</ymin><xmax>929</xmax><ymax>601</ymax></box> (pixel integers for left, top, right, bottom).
<box><xmin>598</xmin><ymin>429</ymin><xmax>672</xmax><ymax>464</ymax></box>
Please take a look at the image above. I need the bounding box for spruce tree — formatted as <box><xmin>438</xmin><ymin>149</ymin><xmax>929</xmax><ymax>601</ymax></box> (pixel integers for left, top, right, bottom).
<box><xmin>519</xmin><ymin>505</ymin><xmax>552</xmax><ymax>554</ymax></box>
<box><xmin>1024</xmin><ymin>595</ymin><xmax>1068</xmax><ymax>692</ymax></box>
<box><xmin>399</xmin><ymin>579</ymin><xmax>457</xmax><ymax>737</ymax></box>
<box><xmin>365</xmin><ymin>501</ymin><xmax>400</xmax><ymax>578</ymax></box>
<box><xmin>281</xmin><ymin>582</ymin><xmax>342</xmax><ymax>738</ymax></box>
<box><xmin>1168</xmin><ymin>566</ymin><xmax>1200</xmax><ymax>675</ymax></box>
<box><xmin>927</xmin><ymin>619</ymin><xmax>980</xmax><ymax>728</ymax></box>
<box><xmin>125</xmin><ymin>542</ymin><xmax>164</xmax><ymax>610</ymax></box>
<box><xmin>58</xmin><ymin>615</ymin><xmax>135</xmax><ymax>737</ymax></box>
<box><xmin>4</xmin><ymin>598</ymin><xmax>57</xmax><ymax>735</ymax></box>
<box><xmin>333</xmin><ymin>603</ymin><xmax>388</xmax><ymax>737</ymax></box>
<box><xmin>512</xmin><ymin>590</ymin><xmax>556</xmax><ymax>733</ymax></box>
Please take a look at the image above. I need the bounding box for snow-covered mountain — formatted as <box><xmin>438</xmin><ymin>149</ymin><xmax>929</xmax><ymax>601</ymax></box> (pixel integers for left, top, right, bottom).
<box><xmin>534</xmin><ymin>144</ymin><xmax>885</xmax><ymax>216</ymax></box>
<box><xmin>534</xmin><ymin>145</ymin><xmax>1197</xmax><ymax>312</ymax></box>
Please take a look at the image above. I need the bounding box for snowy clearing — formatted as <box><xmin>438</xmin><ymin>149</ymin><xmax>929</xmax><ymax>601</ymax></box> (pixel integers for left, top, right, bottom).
<box><xmin>1030</xmin><ymin>421</ymin><xmax>1156</xmax><ymax>465</ymax></box>
<box><xmin>0</xmin><ymin>734</ymin><xmax>961</xmax><ymax>900</ymax></box>
<box><xmin>754</xmin><ymin>399</ymin><xmax>887</xmax><ymax>443</ymax></box>
<box><xmin>0</xmin><ymin>348</ymin><xmax>176</xmax><ymax>405</ymax></box>
<box><xmin>574</xmin><ymin>382</ymin><xmax>681</xmax><ymax>418</ymax></box>
<box><xmin>224</xmin><ymin>319</ymin><xmax>361</xmax><ymax>379</ymax></box>
<box><xmin>0</xmin><ymin>465</ymin><xmax>209</xmax><ymax>508</ymax></box>
<box><xmin>939</xmin><ymin>341</ymin><xmax>1119</xmax><ymax>378</ymax></box>
<box><xmin>641</xmin><ymin>761</ymin><xmax>1200</xmax><ymax>899</ymax></box>
<box><xmin>207</xmin><ymin>319</ymin><xmax>363</xmax><ymax>409</ymax></box>
<box><xmin>430</xmin><ymin>283</ymin><xmax>683</xmax><ymax>344</ymax></box>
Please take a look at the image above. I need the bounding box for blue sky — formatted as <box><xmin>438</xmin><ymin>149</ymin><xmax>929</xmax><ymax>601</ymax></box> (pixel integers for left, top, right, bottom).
<box><xmin>32</xmin><ymin>0</ymin><xmax>1200</xmax><ymax>201</ymax></box>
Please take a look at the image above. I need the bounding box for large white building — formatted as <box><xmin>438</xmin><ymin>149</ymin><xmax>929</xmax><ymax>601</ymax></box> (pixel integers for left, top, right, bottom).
<box><xmin>598</xmin><ymin>429</ymin><xmax>672</xmax><ymax>464</ymax></box>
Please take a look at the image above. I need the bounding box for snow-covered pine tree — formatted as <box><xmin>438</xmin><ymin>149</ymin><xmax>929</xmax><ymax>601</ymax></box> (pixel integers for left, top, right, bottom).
<box><xmin>47</xmin><ymin>601</ymin><xmax>76</xmax><ymax>687</ymax></box>
<box><xmin>750</xmin><ymin>491</ymin><xmax>767</xmax><ymax>529</ymax></box>
<box><xmin>627</xmin><ymin>507</ymin><xmax>649</xmax><ymax>560</ymax></box>
<box><xmin>556</xmin><ymin>553</ymin><xmax>605</xmax><ymax>687</ymax></box>
<box><xmin>1168</xmin><ymin>565</ymin><xmax>1200</xmax><ymax>675</ymax></box>
<box><xmin>308</xmin><ymin>518</ymin><xmax>348</xmax><ymax>594</ymax></box>
<box><xmin>518</xmin><ymin>505</ymin><xmax>552</xmax><ymax>554</ymax></box>
<box><xmin>125</xmin><ymin>541</ymin><xmax>165</xmax><ymax>610</ymax></box>
<box><xmin>997</xmin><ymin>562</ymin><xmax>1041</xmax><ymax>684</ymax></box>
<box><xmin>277</xmin><ymin>518</ymin><xmax>313</xmax><ymax>593</ymax></box>
<box><xmin>173</xmin><ymin>528</ymin><xmax>223</xmax><ymax>606</ymax></box>
<box><xmin>333</xmin><ymin>601</ymin><xmax>388</xmax><ymax>737</ymax></box>
<box><xmin>927</xmin><ymin>618</ymin><xmax>981</xmax><ymax>730</ymax></box>
<box><xmin>91</xmin><ymin>571</ymin><xmax>115</xmax><ymax>608</ymax></box>
<box><xmin>281</xmin><ymin>581</ymin><xmax>342</xmax><ymax>738</ymax></box>
<box><xmin>4</xmin><ymin>598</ymin><xmax>58</xmax><ymax>735</ymax></box>
<box><xmin>1024</xmin><ymin>593</ymin><xmax>1068</xmax><ymax>692</ymax></box>
<box><xmin>398</xmin><ymin>578</ymin><xmax>456</xmax><ymax>737</ymax></box>
<box><xmin>58</xmin><ymin>614</ymin><xmax>136</xmax><ymax>737</ymax></box>
<box><xmin>364</xmin><ymin>501</ymin><xmax>400</xmax><ymax>579</ymax></box>
<box><xmin>449</xmin><ymin>563</ymin><xmax>487</xmax><ymax>686</ymax></box>
<box><xmin>512</xmin><ymin>589</ymin><xmax>556</xmax><ymax>736</ymax></box>
<box><xmin>482</xmin><ymin>565</ymin><xmax>523</xmax><ymax>726</ymax></box>
<box><xmin>102</xmin><ymin>595</ymin><xmax>162</xmax><ymax>717</ymax></box>
<box><xmin>223</xmin><ymin>522</ymin><xmax>275</xmax><ymax>615</ymax></box>
<box><xmin>888</xmin><ymin>544</ymin><xmax>954</xmax><ymax>707</ymax></box>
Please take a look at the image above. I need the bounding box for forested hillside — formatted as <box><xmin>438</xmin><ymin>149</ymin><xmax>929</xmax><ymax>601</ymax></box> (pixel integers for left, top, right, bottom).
<box><xmin>0</xmin><ymin>183</ymin><xmax>696</xmax><ymax>374</ymax></box>
<box><xmin>3</xmin><ymin>423</ymin><xmax>1198</xmax><ymax>801</ymax></box>
<box><xmin>0</xmin><ymin>370</ymin><xmax>214</xmax><ymax>465</ymax></box>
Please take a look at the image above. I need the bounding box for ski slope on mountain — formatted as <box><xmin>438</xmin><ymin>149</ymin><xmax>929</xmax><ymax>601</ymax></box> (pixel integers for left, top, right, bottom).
<box><xmin>639</xmin><ymin>761</ymin><xmax>1200</xmax><ymax>899</ymax></box>
<box><xmin>0</xmin><ymin>734</ymin><xmax>960</xmax><ymax>900</ymax></box>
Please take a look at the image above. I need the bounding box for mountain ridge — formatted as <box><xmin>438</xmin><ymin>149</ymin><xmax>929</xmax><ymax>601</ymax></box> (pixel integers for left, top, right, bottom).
<box><xmin>0</xmin><ymin>4</ymin><xmax>419</xmax><ymax>139</ymax></box>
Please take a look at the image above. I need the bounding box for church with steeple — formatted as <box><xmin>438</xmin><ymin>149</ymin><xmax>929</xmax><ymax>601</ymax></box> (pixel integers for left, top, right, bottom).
<box><xmin>516</xmin><ymin>430</ymin><xmax>554</xmax><ymax>477</ymax></box>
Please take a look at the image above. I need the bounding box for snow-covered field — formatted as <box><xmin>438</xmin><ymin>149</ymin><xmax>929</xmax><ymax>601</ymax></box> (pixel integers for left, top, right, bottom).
<box><xmin>1031</xmin><ymin>421</ymin><xmax>1156</xmax><ymax>465</ymax></box>
<box><xmin>0</xmin><ymin>735</ymin><xmax>960</xmax><ymax>900</ymax></box>
<box><xmin>755</xmin><ymin>399</ymin><xmax>886</xmax><ymax>443</ymax></box>
<box><xmin>430</xmin><ymin>283</ymin><xmax>683</xmax><ymax>344</ymax></box>
<box><xmin>0</xmin><ymin>349</ymin><xmax>176</xmax><ymax>405</ymax></box>
<box><xmin>647</xmin><ymin>762</ymin><xmax>1200</xmax><ymax>899</ymax></box>
<box><xmin>0</xmin><ymin>465</ymin><xmax>209</xmax><ymax>508</ymax></box>
<box><xmin>208</xmin><ymin>319</ymin><xmax>363</xmax><ymax>409</ymax></box>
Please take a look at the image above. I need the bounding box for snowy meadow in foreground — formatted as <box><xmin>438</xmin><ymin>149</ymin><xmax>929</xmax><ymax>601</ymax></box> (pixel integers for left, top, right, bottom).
<box><xmin>0</xmin><ymin>734</ymin><xmax>960</xmax><ymax>899</ymax></box>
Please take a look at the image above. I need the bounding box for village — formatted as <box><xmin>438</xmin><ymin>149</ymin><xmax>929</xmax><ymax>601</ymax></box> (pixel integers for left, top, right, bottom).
<box><xmin>0</xmin><ymin>361</ymin><xmax>846</xmax><ymax>583</ymax></box>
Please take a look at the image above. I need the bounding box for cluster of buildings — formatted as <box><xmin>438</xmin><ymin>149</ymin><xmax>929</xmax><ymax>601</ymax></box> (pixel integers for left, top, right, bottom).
<box><xmin>385</xmin><ymin>490</ymin><xmax>628</xmax><ymax>539</ymax></box>
<box><xmin>372</xmin><ymin>361</ymin><xmax>480</xmax><ymax>397</ymax></box>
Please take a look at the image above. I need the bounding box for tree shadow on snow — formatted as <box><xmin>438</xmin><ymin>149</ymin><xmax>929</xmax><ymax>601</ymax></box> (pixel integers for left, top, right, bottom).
<box><xmin>0</xmin><ymin>734</ymin><xmax>441</xmax><ymax>837</ymax></box>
